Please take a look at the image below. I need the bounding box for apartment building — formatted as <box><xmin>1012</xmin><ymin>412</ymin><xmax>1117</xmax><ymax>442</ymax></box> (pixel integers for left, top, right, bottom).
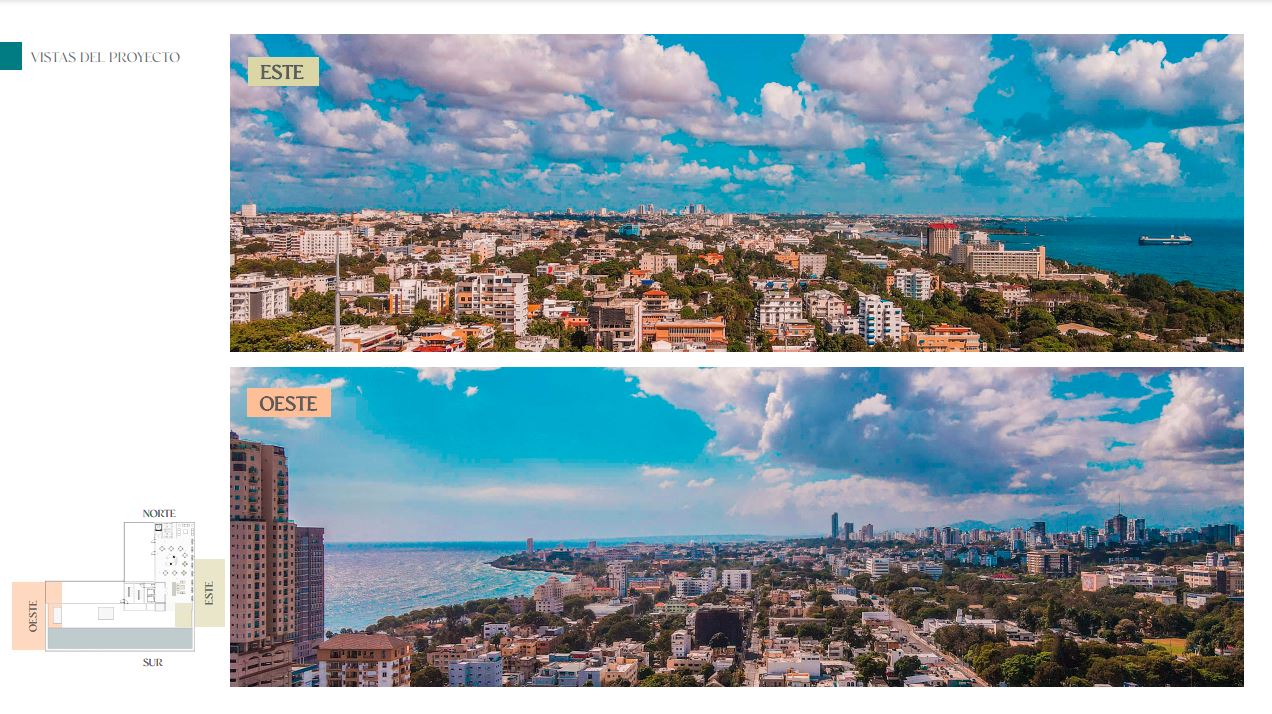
<box><xmin>229</xmin><ymin>435</ymin><xmax>296</xmax><ymax>687</ymax></box>
<box><xmin>389</xmin><ymin>278</ymin><xmax>452</xmax><ymax>315</ymax></box>
<box><xmin>640</xmin><ymin>253</ymin><xmax>679</xmax><ymax>274</ymax></box>
<box><xmin>317</xmin><ymin>633</ymin><xmax>413</xmax><ymax>687</ymax></box>
<box><xmin>588</xmin><ymin>298</ymin><xmax>644</xmax><ymax>351</ymax></box>
<box><xmin>230</xmin><ymin>273</ymin><xmax>291</xmax><ymax>323</ymax></box>
<box><xmin>454</xmin><ymin>269</ymin><xmax>530</xmax><ymax>336</ymax></box>
<box><xmin>721</xmin><ymin>569</ymin><xmax>752</xmax><ymax>592</ymax></box>
<box><xmin>854</xmin><ymin>294</ymin><xmax>910</xmax><ymax>346</ymax></box>
<box><xmin>294</xmin><ymin>527</ymin><xmax>325</xmax><ymax>664</ymax></box>
<box><xmin>890</xmin><ymin>268</ymin><xmax>937</xmax><ymax>301</ymax></box>
<box><xmin>299</xmin><ymin>229</ymin><xmax>353</xmax><ymax>259</ymax></box>
<box><xmin>449</xmin><ymin>652</ymin><xmax>504</xmax><ymax>687</ymax></box>
<box><xmin>803</xmin><ymin>289</ymin><xmax>847</xmax><ymax>321</ymax></box>
<box><xmin>757</xmin><ymin>292</ymin><xmax>804</xmax><ymax>327</ymax></box>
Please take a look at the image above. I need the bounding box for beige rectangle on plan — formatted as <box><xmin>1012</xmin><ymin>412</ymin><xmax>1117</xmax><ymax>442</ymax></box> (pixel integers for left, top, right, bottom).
<box><xmin>245</xmin><ymin>387</ymin><xmax>332</xmax><ymax>418</ymax></box>
<box><xmin>194</xmin><ymin>559</ymin><xmax>225</xmax><ymax>627</ymax></box>
<box><xmin>12</xmin><ymin>582</ymin><xmax>45</xmax><ymax>650</ymax></box>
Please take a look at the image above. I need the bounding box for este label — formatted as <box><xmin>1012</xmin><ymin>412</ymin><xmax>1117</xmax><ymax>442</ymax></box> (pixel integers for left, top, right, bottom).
<box><xmin>246</xmin><ymin>56</ymin><xmax>319</xmax><ymax>86</ymax></box>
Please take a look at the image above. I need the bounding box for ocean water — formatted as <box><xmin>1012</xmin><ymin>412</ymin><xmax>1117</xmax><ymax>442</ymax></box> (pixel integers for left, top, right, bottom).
<box><xmin>324</xmin><ymin>536</ymin><xmax>774</xmax><ymax>632</ymax></box>
<box><xmin>880</xmin><ymin>218</ymin><xmax>1243</xmax><ymax>291</ymax></box>
<box><xmin>325</xmin><ymin>542</ymin><xmax>556</xmax><ymax>632</ymax></box>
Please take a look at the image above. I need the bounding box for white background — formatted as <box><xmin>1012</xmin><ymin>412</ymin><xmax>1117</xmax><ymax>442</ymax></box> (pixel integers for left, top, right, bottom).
<box><xmin>0</xmin><ymin>0</ymin><xmax>1260</xmax><ymax>705</ymax></box>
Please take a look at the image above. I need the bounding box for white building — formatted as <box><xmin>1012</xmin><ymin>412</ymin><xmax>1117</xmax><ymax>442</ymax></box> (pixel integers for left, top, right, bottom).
<box><xmin>757</xmin><ymin>292</ymin><xmax>804</xmax><ymax>327</ymax></box>
<box><xmin>866</xmin><ymin>557</ymin><xmax>893</xmax><ymax>579</ymax></box>
<box><xmin>230</xmin><ymin>273</ymin><xmax>291</xmax><ymax>323</ymax></box>
<box><xmin>482</xmin><ymin>623</ymin><xmax>510</xmax><ymax>639</ymax></box>
<box><xmin>671</xmin><ymin>629</ymin><xmax>692</xmax><ymax>658</ymax></box>
<box><xmin>854</xmin><ymin>294</ymin><xmax>909</xmax><ymax>346</ymax></box>
<box><xmin>390</xmin><ymin>279</ymin><xmax>451</xmax><ymax>315</ymax></box>
<box><xmin>455</xmin><ymin>269</ymin><xmax>530</xmax><ymax>336</ymax></box>
<box><xmin>608</xmin><ymin>561</ymin><xmax>631</xmax><ymax>598</ymax></box>
<box><xmin>640</xmin><ymin>253</ymin><xmax>679</xmax><ymax>274</ymax></box>
<box><xmin>300</xmin><ymin>229</ymin><xmax>353</xmax><ymax>259</ymax></box>
<box><xmin>722</xmin><ymin>569</ymin><xmax>753</xmax><ymax>592</ymax></box>
<box><xmin>892</xmin><ymin>268</ymin><xmax>935</xmax><ymax>301</ymax></box>
<box><xmin>448</xmin><ymin>652</ymin><xmax>503</xmax><ymax>687</ymax></box>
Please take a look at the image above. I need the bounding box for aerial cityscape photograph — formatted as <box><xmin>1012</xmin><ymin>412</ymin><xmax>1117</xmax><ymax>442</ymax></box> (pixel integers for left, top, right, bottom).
<box><xmin>229</xmin><ymin>34</ymin><xmax>1244</xmax><ymax>353</ymax></box>
<box><xmin>229</xmin><ymin>366</ymin><xmax>1244</xmax><ymax>687</ymax></box>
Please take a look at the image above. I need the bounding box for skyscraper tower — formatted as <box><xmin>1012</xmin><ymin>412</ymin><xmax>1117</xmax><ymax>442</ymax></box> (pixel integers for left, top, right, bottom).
<box><xmin>294</xmin><ymin>526</ymin><xmax>326</xmax><ymax>664</ymax></box>
<box><xmin>831</xmin><ymin>512</ymin><xmax>839</xmax><ymax>540</ymax></box>
<box><xmin>230</xmin><ymin>433</ymin><xmax>296</xmax><ymax>686</ymax></box>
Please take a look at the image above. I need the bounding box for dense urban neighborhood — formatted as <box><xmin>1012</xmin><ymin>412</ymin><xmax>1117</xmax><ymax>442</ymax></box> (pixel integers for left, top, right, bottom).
<box><xmin>345</xmin><ymin>517</ymin><xmax>1243</xmax><ymax>687</ymax></box>
<box><xmin>230</xmin><ymin>207</ymin><xmax>1243</xmax><ymax>353</ymax></box>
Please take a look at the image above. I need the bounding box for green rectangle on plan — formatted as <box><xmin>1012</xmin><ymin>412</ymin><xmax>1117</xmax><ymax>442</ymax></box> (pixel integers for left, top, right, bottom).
<box><xmin>0</xmin><ymin>42</ymin><xmax>21</xmax><ymax>70</ymax></box>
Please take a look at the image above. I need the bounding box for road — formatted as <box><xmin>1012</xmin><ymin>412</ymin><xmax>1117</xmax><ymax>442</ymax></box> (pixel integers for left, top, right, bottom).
<box><xmin>885</xmin><ymin>608</ymin><xmax>990</xmax><ymax>687</ymax></box>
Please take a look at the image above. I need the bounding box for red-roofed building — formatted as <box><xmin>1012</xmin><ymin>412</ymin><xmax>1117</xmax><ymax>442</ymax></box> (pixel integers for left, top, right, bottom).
<box><xmin>924</xmin><ymin>222</ymin><xmax>961</xmax><ymax>257</ymax></box>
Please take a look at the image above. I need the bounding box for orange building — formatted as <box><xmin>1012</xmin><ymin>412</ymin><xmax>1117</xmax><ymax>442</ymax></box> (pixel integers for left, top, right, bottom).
<box><xmin>907</xmin><ymin>324</ymin><xmax>982</xmax><ymax>352</ymax></box>
<box><xmin>652</xmin><ymin>318</ymin><xmax>727</xmax><ymax>350</ymax></box>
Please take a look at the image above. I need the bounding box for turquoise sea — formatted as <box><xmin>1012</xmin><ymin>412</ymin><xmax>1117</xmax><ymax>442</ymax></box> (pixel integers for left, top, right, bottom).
<box><xmin>325</xmin><ymin>536</ymin><xmax>772</xmax><ymax>632</ymax></box>
<box><xmin>886</xmin><ymin>217</ymin><xmax>1243</xmax><ymax>291</ymax></box>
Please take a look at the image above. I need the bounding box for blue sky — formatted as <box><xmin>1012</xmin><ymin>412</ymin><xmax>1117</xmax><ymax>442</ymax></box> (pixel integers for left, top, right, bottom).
<box><xmin>231</xmin><ymin>368</ymin><xmax>1243</xmax><ymax>541</ymax></box>
<box><xmin>230</xmin><ymin>34</ymin><xmax>1243</xmax><ymax>218</ymax></box>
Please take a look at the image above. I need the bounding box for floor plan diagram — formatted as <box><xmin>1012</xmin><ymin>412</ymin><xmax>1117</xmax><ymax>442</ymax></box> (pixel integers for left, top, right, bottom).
<box><xmin>13</xmin><ymin>522</ymin><xmax>197</xmax><ymax>651</ymax></box>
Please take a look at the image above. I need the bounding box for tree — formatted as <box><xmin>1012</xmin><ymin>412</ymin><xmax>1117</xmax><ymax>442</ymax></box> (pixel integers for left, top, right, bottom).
<box><xmin>854</xmin><ymin>652</ymin><xmax>887</xmax><ymax>682</ymax></box>
<box><xmin>893</xmin><ymin>655</ymin><xmax>922</xmax><ymax>680</ymax></box>
<box><xmin>412</xmin><ymin>666</ymin><xmax>447</xmax><ymax>687</ymax></box>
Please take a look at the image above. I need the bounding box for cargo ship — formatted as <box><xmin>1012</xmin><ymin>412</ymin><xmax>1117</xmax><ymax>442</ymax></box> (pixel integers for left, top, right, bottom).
<box><xmin>1139</xmin><ymin>234</ymin><xmax>1193</xmax><ymax>246</ymax></box>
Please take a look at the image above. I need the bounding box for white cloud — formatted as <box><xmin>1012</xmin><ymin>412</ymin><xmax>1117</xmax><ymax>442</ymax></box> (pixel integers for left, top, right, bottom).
<box><xmin>1035</xmin><ymin>35</ymin><xmax>1243</xmax><ymax>125</ymax></box>
<box><xmin>464</xmin><ymin>386</ymin><xmax>479</xmax><ymax>397</ymax></box>
<box><xmin>850</xmin><ymin>393</ymin><xmax>892</xmax><ymax>419</ymax></box>
<box><xmin>1172</xmin><ymin>123</ymin><xmax>1243</xmax><ymax>165</ymax></box>
<box><xmin>686</xmin><ymin>478</ymin><xmax>716</xmax><ymax>489</ymax></box>
<box><xmin>640</xmin><ymin>465</ymin><xmax>680</xmax><ymax>477</ymax></box>
<box><xmin>794</xmin><ymin>35</ymin><xmax>1003</xmax><ymax>124</ymax></box>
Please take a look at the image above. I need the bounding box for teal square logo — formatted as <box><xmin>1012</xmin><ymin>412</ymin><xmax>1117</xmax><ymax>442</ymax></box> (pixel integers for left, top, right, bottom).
<box><xmin>0</xmin><ymin>42</ymin><xmax>21</xmax><ymax>70</ymax></box>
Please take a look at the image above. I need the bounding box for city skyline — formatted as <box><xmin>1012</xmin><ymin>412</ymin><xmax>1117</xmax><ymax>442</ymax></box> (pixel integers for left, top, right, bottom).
<box><xmin>231</xmin><ymin>367</ymin><xmax>1243</xmax><ymax>541</ymax></box>
<box><xmin>230</xmin><ymin>34</ymin><xmax>1243</xmax><ymax>218</ymax></box>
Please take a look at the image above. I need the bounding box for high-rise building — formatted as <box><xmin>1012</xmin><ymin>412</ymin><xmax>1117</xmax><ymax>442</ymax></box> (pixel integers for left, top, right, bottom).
<box><xmin>294</xmin><ymin>526</ymin><xmax>325</xmax><ymax>664</ymax></box>
<box><xmin>1127</xmin><ymin>518</ymin><xmax>1146</xmax><ymax>543</ymax></box>
<box><xmin>842</xmin><ymin>522</ymin><xmax>854</xmax><ymax>541</ymax></box>
<box><xmin>608</xmin><ymin>560</ymin><xmax>631</xmax><ymax>598</ymax></box>
<box><xmin>923</xmin><ymin>222</ymin><xmax>961</xmax><ymax>257</ymax></box>
<box><xmin>241</xmin><ymin>203</ymin><xmax>258</xmax><ymax>218</ymax></box>
<box><xmin>230</xmin><ymin>433</ymin><xmax>296</xmax><ymax>687</ymax></box>
<box><xmin>1106</xmin><ymin>513</ymin><xmax>1129</xmax><ymax>543</ymax></box>
<box><xmin>859</xmin><ymin>523</ymin><xmax>874</xmax><ymax>541</ymax></box>
<box><xmin>831</xmin><ymin>512</ymin><xmax>839</xmax><ymax>540</ymax></box>
<box><xmin>526</xmin><ymin>537</ymin><xmax>535</xmax><ymax>554</ymax></box>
